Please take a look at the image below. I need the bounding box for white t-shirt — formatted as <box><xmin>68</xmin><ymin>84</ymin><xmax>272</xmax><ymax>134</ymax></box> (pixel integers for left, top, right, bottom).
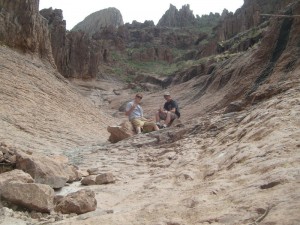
<box><xmin>126</xmin><ymin>101</ymin><xmax>143</xmax><ymax>120</ymax></box>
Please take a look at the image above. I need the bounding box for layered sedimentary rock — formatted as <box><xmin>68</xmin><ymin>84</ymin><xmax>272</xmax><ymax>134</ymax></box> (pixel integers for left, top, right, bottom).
<box><xmin>0</xmin><ymin>0</ymin><xmax>116</xmax><ymax>154</ymax></box>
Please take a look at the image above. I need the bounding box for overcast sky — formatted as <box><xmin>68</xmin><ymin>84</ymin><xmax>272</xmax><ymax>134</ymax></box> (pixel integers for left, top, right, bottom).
<box><xmin>39</xmin><ymin>0</ymin><xmax>244</xmax><ymax>30</ymax></box>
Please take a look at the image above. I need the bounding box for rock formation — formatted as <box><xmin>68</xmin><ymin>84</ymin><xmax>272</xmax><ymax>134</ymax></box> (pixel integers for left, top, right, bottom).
<box><xmin>196</xmin><ymin>0</ymin><xmax>296</xmax><ymax>59</ymax></box>
<box><xmin>216</xmin><ymin>0</ymin><xmax>296</xmax><ymax>41</ymax></box>
<box><xmin>168</xmin><ymin>0</ymin><xmax>300</xmax><ymax>119</ymax></box>
<box><xmin>0</xmin><ymin>0</ymin><xmax>54</xmax><ymax>65</ymax></box>
<box><xmin>1</xmin><ymin>182</ymin><xmax>55</xmax><ymax>213</ymax></box>
<box><xmin>55</xmin><ymin>189</ymin><xmax>97</xmax><ymax>214</ymax></box>
<box><xmin>157</xmin><ymin>4</ymin><xmax>196</xmax><ymax>27</ymax></box>
<box><xmin>40</xmin><ymin>8</ymin><xmax>106</xmax><ymax>79</ymax></box>
<box><xmin>72</xmin><ymin>7</ymin><xmax>124</xmax><ymax>36</ymax></box>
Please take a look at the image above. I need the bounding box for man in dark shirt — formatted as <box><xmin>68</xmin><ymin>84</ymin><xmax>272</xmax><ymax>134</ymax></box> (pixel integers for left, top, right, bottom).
<box><xmin>155</xmin><ymin>92</ymin><xmax>180</xmax><ymax>128</ymax></box>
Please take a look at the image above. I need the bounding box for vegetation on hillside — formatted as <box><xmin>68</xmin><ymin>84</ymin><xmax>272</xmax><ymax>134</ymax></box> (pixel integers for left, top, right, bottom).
<box><xmin>196</xmin><ymin>12</ymin><xmax>221</xmax><ymax>36</ymax></box>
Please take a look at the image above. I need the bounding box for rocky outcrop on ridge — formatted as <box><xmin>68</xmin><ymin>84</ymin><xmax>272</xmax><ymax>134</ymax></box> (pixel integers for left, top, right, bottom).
<box><xmin>72</xmin><ymin>7</ymin><xmax>124</xmax><ymax>36</ymax></box>
<box><xmin>196</xmin><ymin>0</ymin><xmax>296</xmax><ymax>59</ymax></box>
<box><xmin>165</xmin><ymin>1</ymin><xmax>300</xmax><ymax>120</ymax></box>
<box><xmin>216</xmin><ymin>0</ymin><xmax>296</xmax><ymax>41</ymax></box>
<box><xmin>41</xmin><ymin>10</ymin><xmax>205</xmax><ymax>75</ymax></box>
<box><xmin>157</xmin><ymin>4</ymin><xmax>196</xmax><ymax>27</ymax></box>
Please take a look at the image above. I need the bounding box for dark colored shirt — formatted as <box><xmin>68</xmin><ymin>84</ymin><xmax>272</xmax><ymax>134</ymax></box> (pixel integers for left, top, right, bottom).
<box><xmin>164</xmin><ymin>100</ymin><xmax>180</xmax><ymax>118</ymax></box>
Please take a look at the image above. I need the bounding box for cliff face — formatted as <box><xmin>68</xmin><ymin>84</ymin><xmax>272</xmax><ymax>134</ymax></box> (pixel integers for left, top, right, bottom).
<box><xmin>0</xmin><ymin>0</ymin><xmax>54</xmax><ymax>65</ymax></box>
<box><xmin>40</xmin><ymin>8</ymin><xmax>106</xmax><ymax>79</ymax></box>
<box><xmin>170</xmin><ymin>1</ymin><xmax>300</xmax><ymax>117</ymax></box>
<box><xmin>216</xmin><ymin>0</ymin><xmax>296</xmax><ymax>41</ymax></box>
<box><xmin>196</xmin><ymin>0</ymin><xmax>296</xmax><ymax>59</ymax></box>
<box><xmin>72</xmin><ymin>7</ymin><xmax>124</xmax><ymax>36</ymax></box>
<box><xmin>41</xmin><ymin>6</ymin><xmax>206</xmax><ymax>76</ymax></box>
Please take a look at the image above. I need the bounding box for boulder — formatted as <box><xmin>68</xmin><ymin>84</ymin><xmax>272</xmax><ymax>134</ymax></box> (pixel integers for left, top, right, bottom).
<box><xmin>66</xmin><ymin>165</ymin><xmax>82</xmax><ymax>183</ymax></box>
<box><xmin>81</xmin><ymin>175</ymin><xmax>97</xmax><ymax>185</ymax></box>
<box><xmin>0</xmin><ymin>169</ymin><xmax>34</xmax><ymax>190</ymax></box>
<box><xmin>95</xmin><ymin>173</ymin><xmax>115</xmax><ymax>185</ymax></box>
<box><xmin>87</xmin><ymin>168</ymin><xmax>102</xmax><ymax>175</ymax></box>
<box><xmin>107</xmin><ymin>121</ymin><xmax>135</xmax><ymax>143</ymax></box>
<box><xmin>55</xmin><ymin>189</ymin><xmax>97</xmax><ymax>214</ymax></box>
<box><xmin>1</xmin><ymin>182</ymin><xmax>54</xmax><ymax>213</ymax></box>
<box><xmin>224</xmin><ymin>100</ymin><xmax>245</xmax><ymax>113</ymax></box>
<box><xmin>15</xmin><ymin>151</ymin><xmax>76</xmax><ymax>189</ymax></box>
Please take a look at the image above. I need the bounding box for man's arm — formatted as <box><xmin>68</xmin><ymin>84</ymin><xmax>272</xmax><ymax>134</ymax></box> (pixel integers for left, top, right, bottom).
<box><xmin>169</xmin><ymin>108</ymin><xmax>176</xmax><ymax>113</ymax></box>
<box><xmin>165</xmin><ymin>101</ymin><xmax>176</xmax><ymax>113</ymax></box>
<box><xmin>125</xmin><ymin>102</ymin><xmax>137</xmax><ymax>116</ymax></box>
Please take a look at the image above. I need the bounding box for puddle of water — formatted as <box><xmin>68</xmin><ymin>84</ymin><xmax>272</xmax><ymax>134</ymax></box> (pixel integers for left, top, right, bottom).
<box><xmin>55</xmin><ymin>181</ymin><xmax>85</xmax><ymax>196</ymax></box>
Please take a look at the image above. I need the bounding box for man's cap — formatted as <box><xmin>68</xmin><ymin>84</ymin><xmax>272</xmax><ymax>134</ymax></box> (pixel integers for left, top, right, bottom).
<box><xmin>163</xmin><ymin>92</ymin><xmax>170</xmax><ymax>96</ymax></box>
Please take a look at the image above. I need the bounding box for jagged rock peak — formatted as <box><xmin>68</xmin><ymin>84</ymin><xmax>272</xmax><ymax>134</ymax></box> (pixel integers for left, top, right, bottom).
<box><xmin>157</xmin><ymin>4</ymin><xmax>196</xmax><ymax>27</ymax></box>
<box><xmin>72</xmin><ymin>7</ymin><xmax>124</xmax><ymax>36</ymax></box>
<box><xmin>40</xmin><ymin>7</ymin><xmax>64</xmax><ymax>25</ymax></box>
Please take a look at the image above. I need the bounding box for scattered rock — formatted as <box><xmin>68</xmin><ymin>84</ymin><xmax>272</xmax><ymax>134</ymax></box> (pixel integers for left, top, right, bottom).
<box><xmin>224</xmin><ymin>100</ymin><xmax>245</xmax><ymax>113</ymax></box>
<box><xmin>107</xmin><ymin>121</ymin><xmax>135</xmax><ymax>143</ymax></box>
<box><xmin>55</xmin><ymin>189</ymin><xmax>97</xmax><ymax>214</ymax></box>
<box><xmin>81</xmin><ymin>175</ymin><xmax>97</xmax><ymax>185</ymax></box>
<box><xmin>30</xmin><ymin>211</ymin><xmax>43</xmax><ymax>220</ymax></box>
<box><xmin>0</xmin><ymin>169</ymin><xmax>34</xmax><ymax>190</ymax></box>
<box><xmin>54</xmin><ymin>195</ymin><xmax>64</xmax><ymax>205</ymax></box>
<box><xmin>95</xmin><ymin>173</ymin><xmax>115</xmax><ymax>185</ymax></box>
<box><xmin>1</xmin><ymin>182</ymin><xmax>54</xmax><ymax>213</ymax></box>
<box><xmin>77</xmin><ymin>169</ymin><xmax>89</xmax><ymax>177</ymax></box>
<box><xmin>67</xmin><ymin>165</ymin><xmax>82</xmax><ymax>183</ymax></box>
<box><xmin>15</xmin><ymin>151</ymin><xmax>77</xmax><ymax>189</ymax></box>
<box><xmin>87</xmin><ymin>168</ymin><xmax>102</xmax><ymax>175</ymax></box>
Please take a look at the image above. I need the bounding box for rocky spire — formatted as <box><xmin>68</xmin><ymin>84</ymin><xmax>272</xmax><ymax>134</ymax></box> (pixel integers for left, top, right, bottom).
<box><xmin>157</xmin><ymin>4</ymin><xmax>196</xmax><ymax>27</ymax></box>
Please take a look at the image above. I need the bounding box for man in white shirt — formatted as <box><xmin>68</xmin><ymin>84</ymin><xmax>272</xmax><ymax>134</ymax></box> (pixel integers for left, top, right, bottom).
<box><xmin>125</xmin><ymin>93</ymin><xmax>159</xmax><ymax>134</ymax></box>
